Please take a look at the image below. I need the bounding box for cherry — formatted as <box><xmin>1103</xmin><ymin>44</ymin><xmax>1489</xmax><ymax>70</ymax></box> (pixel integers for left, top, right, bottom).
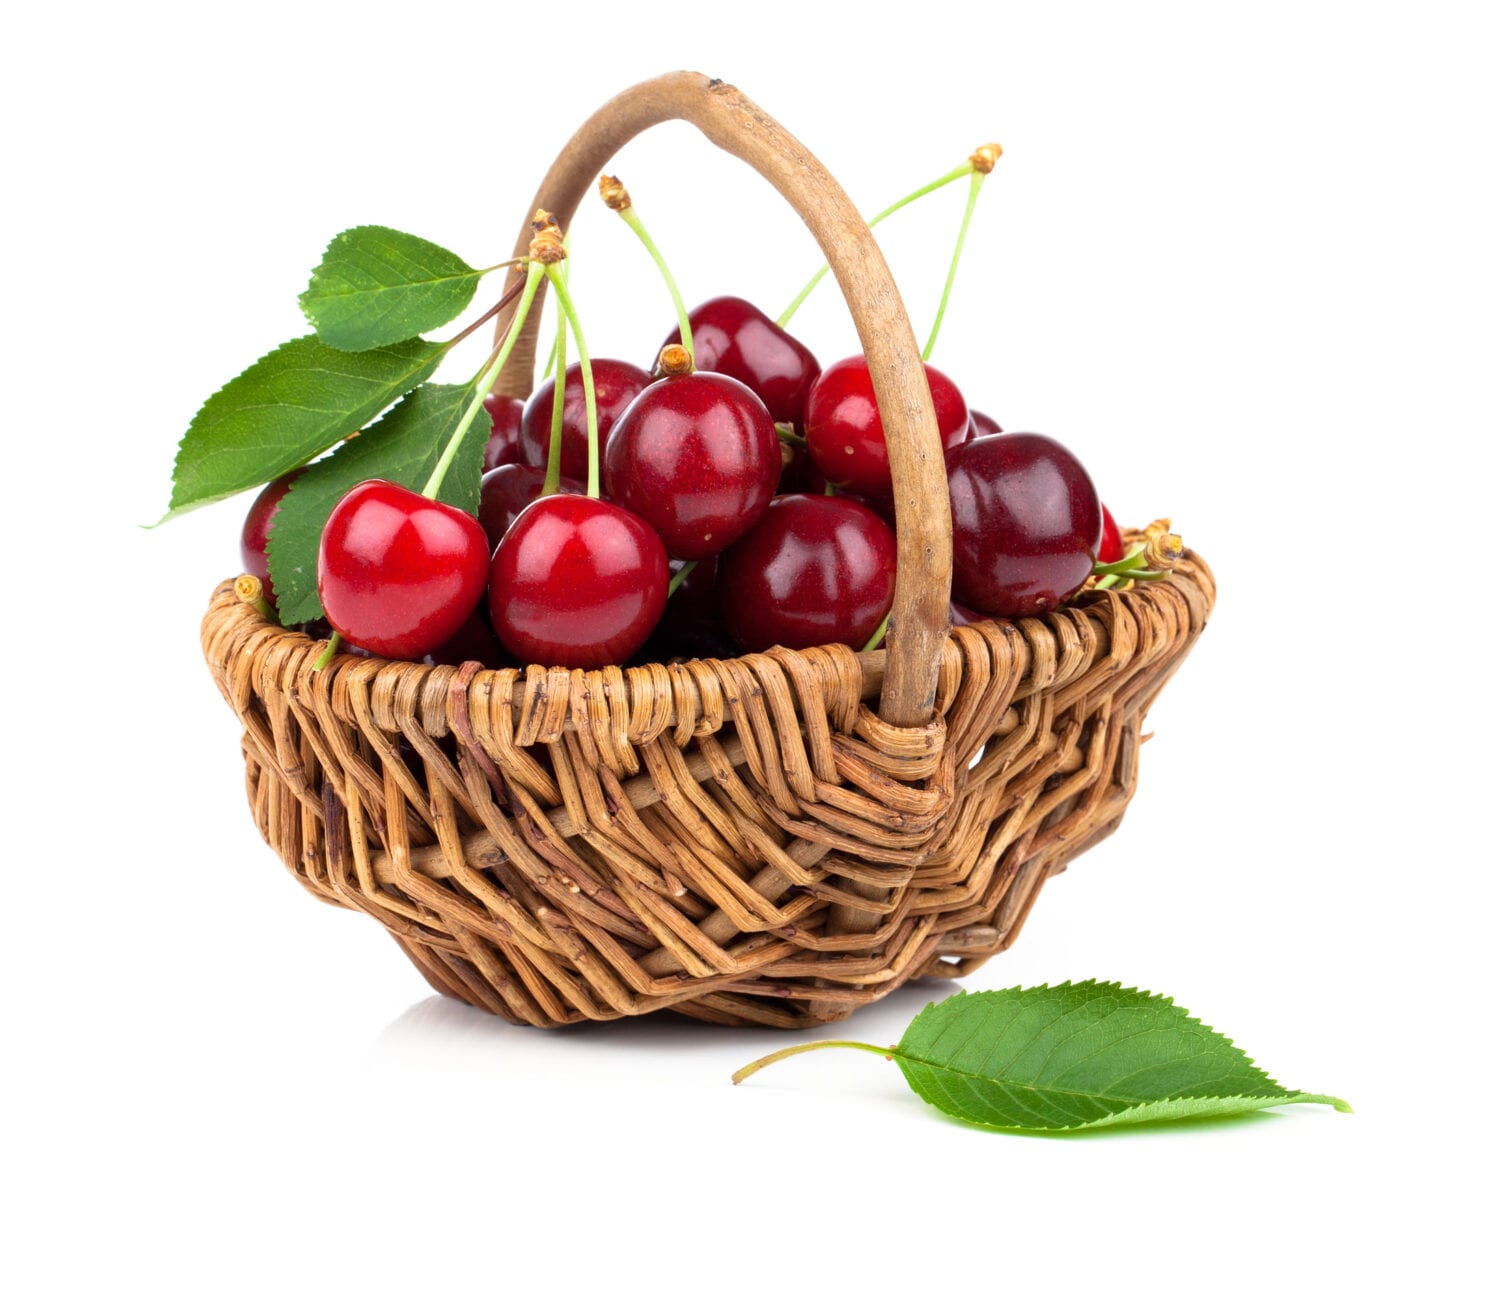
<box><xmin>663</xmin><ymin>297</ymin><xmax>821</xmax><ymax>430</ymax></box>
<box><xmin>482</xmin><ymin>393</ymin><xmax>524</xmax><ymax>473</ymax></box>
<box><xmin>946</xmin><ymin>434</ymin><xmax>1102</xmax><ymax>618</ymax></box>
<box><xmin>240</xmin><ymin>469</ymin><xmax>303</xmax><ymax>603</ymax></box>
<box><xmin>518</xmin><ymin>359</ymin><xmax>651</xmax><ymax>480</ymax></box>
<box><xmin>949</xmin><ymin>600</ymin><xmax>989</xmax><ymax>627</ymax></box>
<box><xmin>636</xmin><ymin>557</ymin><xmax>737</xmax><ymax>662</ymax></box>
<box><xmin>487</xmin><ymin>495</ymin><xmax>669</xmax><ymax>669</ymax></box>
<box><xmin>316</xmin><ymin>479</ymin><xmax>489</xmax><ymax>661</ymax></box>
<box><xmin>426</xmin><ymin>606</ymin><xmax>506</xmax><ymax>668</ymax></box>
<box><xmin>604</xmin><ymin>369</ymin><xmax>780</xmax><ymax>560</ymax></box>
<box><xmin>967</xmin><ymin>409</ymin><xmax>1003</xmax><ymax>441</ymax></box>
<box><xmin>1097</xmin><ymin>504</ymin><xmax>1124</xmax><ymax>564</ymax></box>
<box><xmin>805</xmin><ymin>355</ymin><xmax>969</xmax><ymax>498</ymax></box>
<box><xmin>717</xmin><ymin>493</ymin><xmax>897</xmax><ymax>653</ymax></box>
<box><xmin>477</xmin><ymin>463</ymin><xmax>586</xmax><ymax>553</ymax></box>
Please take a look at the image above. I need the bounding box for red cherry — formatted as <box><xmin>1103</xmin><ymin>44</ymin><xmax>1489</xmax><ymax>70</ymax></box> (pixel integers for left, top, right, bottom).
<box><xmin>663</xmin><ymin>297</ymin><xmax>821</xmax><ymax>430</ymax></box>
<box><xmin>949</xmin><ymin>600</ymin><xmax>989</xmax><ymax>627</ymax></box>
<box><xmin>717</xmin><ymin>493</ymin><xmax>897</xmax><ymax>653</ymax></box>
<box><xmin>518</xmin><ymin>359</ymin><xmax>651</xmax><ymax>480</ymax></box>
<box><xmin>805</xmin><ymin>355</ymin><xmax>969</xmax><ymax>498</ymax></box>
<box><xmin>946</xmin><ymin>434</ymin><xmax>1102</xmax><ymax>618</ymax></box>
<box><xmin>482</xmin><ymin>393</ymin><xmax>524</xmax><ymax>473</ymax></box>
<box><xmin>477</xmin><ymin>463</ymin><xmax>586</xmax><ymax>553</ymax></box>
<box><xmin>1097</xmin><ymin>503</ymin><xmax>1124</xmax><ymax>564</ymax></box>
<box><xmin>425</xmin><ymin>606</ymin><xmax>505</xmax><ymax>668</ymax></box>
<box><xmin>316</xmin><ymin>479</ymin><xmax>489</xmax><ymax>660</ymax></box>
<box><xmin>635</xmin><ymin>557</ymin><xmax>738</xmax><ymax>662</ymax></box>
<box><xmin>240</xmin><ymin>469</ymin><xmax>303</xmax><ymax>603</ymax></box>
<box><xmin>967</xmin><ymin>409</ymin><xmax>1003</xmax><ymax>441</ymax></box>
<box><xmin>604</xmin><ymin>371</ymin><xmax>780</xmax><ymax>560</ymax></box>
<box><xmin>487</xmin><ymin>496</ymin><xmax>669</xmax><ymax>669</ymax></box>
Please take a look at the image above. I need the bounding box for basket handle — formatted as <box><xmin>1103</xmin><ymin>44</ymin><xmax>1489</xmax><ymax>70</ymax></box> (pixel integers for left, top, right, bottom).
<box><xmin>493</xmin><ymin>71</ymin><xmax>952</xmax><ymax>730</ymax></box>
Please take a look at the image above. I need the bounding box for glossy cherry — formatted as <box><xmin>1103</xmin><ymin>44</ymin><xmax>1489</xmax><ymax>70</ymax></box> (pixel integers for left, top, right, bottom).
<box><xmin>663</xmin><ymin>297</ymin><xmax>821</xmax><ymax>430</ymax></box>
<box><xmin>518</xmin><ymin>359</ymin><xmax>651</xmax><ymax>480</ymax></box>
<box><xmin>477</xmin><ymin>463</ymin><xmax>586</xmax><ymax>553</ymax></box>
<box><xmin>717</xmin><ymin>493</ymin><xmax>897</xmax><ymax>653</ymax></box>
<box><xmin>1097</xmin><ymin>503</ymin><xmax>1124</xmax><ymax>564</ymax></box>
<box><xmin>317</xmin><ymin>479</ymin><xmax>490</xmax><ymax>660</ymax></box>
<box><xmin>482</xmin><ymin>393</ymin><xmax>525</xmax><ymax>473</ymax></box>
<box><xmin>949</xmin><ymin>600</ymin><xmax>989</xmax><ymax>627</ymax></box>
<box><xmin>426</xmin><ymin>606</ymin><xmax>505</xmax><ymax>668</ymax></box>
<box><xmin>967</xmin><ymin>409</ymin><xmax>1003</xmax><ymax>441</ymax></box>
<box><xmin>805</xmin><ymin>356</ymin><xmax>969</xmax><ymax>498</ymax></box>
<box><xmin>487</xmin><ymin>495</ymin><xmax>668</xmax><ymax>668</ymax></box>
<box><xmin>636</xmin><ymin>558</ymin><xmax>737</xmax><ymax>663</ymax></box>
<box><xmin>946</xmin><ymin>434</ymin><xmax>1102</xmax><ymax>618</ymax></box>
<box><xmin>240</xmin><ymin>469</ymin><xmax>303</xmax><ymax>603</ymax></box>
<box><xmin>604</xmin><ymin>370</ymin><xmax>780</xmax><ymax>560</ymax></box>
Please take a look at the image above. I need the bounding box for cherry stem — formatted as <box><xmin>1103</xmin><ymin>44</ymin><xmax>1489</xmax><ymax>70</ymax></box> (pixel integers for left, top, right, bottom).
<box><xmin>1091</xmin><ymin>544</ymin><xmax>1149</xmax><ymax>577</ymax></box>
<box><xmin>923</xmin><ymin>168</ymin><xmax>986</xmax><ymax>361</ymax></box>
<box><xmin>861</xmin><ymin>611</ymin><xmax>891</xmax><ymax>653</ymax></box>
<box><xmin>311</xmin><ymin>631</ymin><xmax>343</xmax><ymax>671</ymax></box>
<box><xmin>234</xmin><ymin>574</ymin><xmax>277</xmax><ymax>624</ymax></box>
<box><xmin>615</xmin><ymin>204</ymin><xmax>694</xmax><ymax>363</ymax></box>
<box><xmin>730</xmin><ymin>1039</ymin><xmax>894</xmax><ymax>1085</ymax></box>
<box><xmin>541</xmin><ymin>282</ymin><xmax>570</xmax><ymax>498</ymax></box>
<box><xmin>422</xmin><ymin>261</ymin><xmax>546</xmax><ymax>501</ymax></box>
<box><xmin>667</xmin><ymin>560</ymin><xmax>698</xmax><ymax>597</ymax></box>
<box><xmin>776</xmin><ymin>160</ymin><xmax>973</xmax><ymax>328</ymax></box>
<box><xmin>445</xmin><ymin>277</ymin><xmax>526</xmax><ymax>348</ymax></box>
<box><xmin>775</xmin><ymin>423</ymin><xmax>806</xmax><ymax>447</ymax></box>
<box><xmin>539</xmin><ymin>235</ymin><xmax>571</xmax><ymax>381</ymax></box>
<box><xmin>544</xmin><ymin>265</ymin><xmax>600</xmax><ymax>498</ymax></box>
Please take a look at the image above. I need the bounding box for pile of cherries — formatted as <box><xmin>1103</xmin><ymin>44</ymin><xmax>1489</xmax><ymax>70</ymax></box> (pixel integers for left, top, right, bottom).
<box><xmin>240</xmin><ymin>192</ymin><xmax>1130</xmax><ymax>672</ymax></box>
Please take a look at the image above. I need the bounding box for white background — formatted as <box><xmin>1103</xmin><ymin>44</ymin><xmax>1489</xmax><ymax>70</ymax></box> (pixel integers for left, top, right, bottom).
<box><xmin>6</xmin><ymin>2</ymin><xmax>1497</xmax><ymax>1300</ymax></box>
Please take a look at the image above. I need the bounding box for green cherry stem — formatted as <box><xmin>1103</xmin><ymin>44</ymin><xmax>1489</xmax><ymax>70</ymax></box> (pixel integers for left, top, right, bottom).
<box><xmin>541</xmin><ymin>281</ymin><xmax>570</xmax><ymax>497</ymax></box>
<box><xmin>543</xmin><ymin>263</ymin><xmax>600</xmax><ymax>498</ymax></box>
<box><xmin>539</xmin><ymin>234</ymin><xmax>571</xmax><ymax>382</ymax></box>
<box><xmin>667</xmin><ymin>560</ymin><xmax>698</xmax><ymax>597</ymax></box>
<box><xmin>600</xmin><ymin>175</ymin><xmax>694</xmax><ymax>363</ymax></box>
<box><xmin>420</xmin><ymin>259</ymin><xmax>545</xmax><ymax>501</ymax></box>
<box><xmin>731</xmin><ymin>1040</ymin><xmax>894</xmax><ymax>1085</ymax></box>
<box><xmin>922</xmin><ymin>167</ymin><xmax>986</xmax><ymax>361</ymax></box>
<box><xmin>311</xmin><ymin>631</ymin><xmax>343</xmax><ymax>671</ymax></box>
<box><xmin>776</xmin><ymin>153</ymin><xmax>985</xmax><ymax>328</ymax></box>
<box><xmin>861</xmin><ymin>610</ymin><xmax>891</xmax><ymax>653</ymax></box>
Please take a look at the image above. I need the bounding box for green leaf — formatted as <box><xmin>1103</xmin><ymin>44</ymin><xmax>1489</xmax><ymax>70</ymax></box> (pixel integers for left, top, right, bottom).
<box><xmin>163</xmin><ymin>335</ymin><xmax>446</xmax><ymax>522</ymax></box>
<box><xmin>266</xmin><ymin>383</ymin><xmax>491</xmax><ymax>624</ymax></box>
<box><xmin>890</xmin><ymin>982</ymin><xmax>1351</xmax><ymax>1131</ymax></box>
<box><xmin>299</xmin><ymin>226</ymin><xmax>484</xmax><ymax>351</ymax></box>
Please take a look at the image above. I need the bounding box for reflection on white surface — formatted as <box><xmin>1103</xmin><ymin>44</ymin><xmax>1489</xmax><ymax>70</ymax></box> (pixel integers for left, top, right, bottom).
<box><xmin>371</xmin><ymin>977</ymin><xmax>963</xmax><ymax>1071</ymax></box>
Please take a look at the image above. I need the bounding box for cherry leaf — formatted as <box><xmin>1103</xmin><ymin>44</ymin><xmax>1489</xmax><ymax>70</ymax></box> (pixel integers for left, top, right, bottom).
<box><xmin>299</xmin><ymin>226</ymin><xmax>484</xmax><ymax>351</ymax></box>
<box><xmin>162</xmin><ymin>335</ymin><xmax>446</xmax><ymax>522</ymax></box>
<box><xmin>267</xmin><ymin>383</ymin><xmax>491</xmax><ymax>625</ymax></box>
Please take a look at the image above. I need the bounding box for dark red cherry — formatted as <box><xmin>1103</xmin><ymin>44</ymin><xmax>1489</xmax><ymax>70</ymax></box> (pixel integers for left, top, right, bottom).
<box><xmin>1098</xmin><ymin>504</ymin><xmax>1124</xmax><ymax>563</ymax></box>
<box><xmin>482</xmin><ymin>393</ymin><xmax>524</xmax><ymax>473</ymax></box>
<box><xmin>477</xmin><ymin>463</ymin><xmax>586</xmax><ymax>553</ymax></box>
<box><xmin>240</xmin><ymin>469</ymin><xmax>304</xmax><ymax>603</ymax></box>
<box><xmin>487</xmin><ymin>496</ymin><xmax>669</xmax><ymax>669</ymax></box>
<box><xmin>635</xmin><ymin>558</ymin><xmax>738</xmax><ymax>662</ymax></box>
<box><xmin>663</xmin><ymin>297</ymin><xmax>821</xmax><ymax>430</ymax></box>
<box><xmin>717</xmin><ymin>493</ymin><xmax>897</xmax><ymax>653</ymax></box>
<box><xmin>946</xmin><ymin>434</ymin><xmax>1102</xmax><ymax>618</ymax></box>
<box><xmin>425</xmin><ymin>606</ymin><xmax>505</xmax><ymax>668</ymax></box>
<box><xmin>317</xmin><ymin>479</ymin><xmax>490</xmax><ymax>660</ymax></box>
<box><xmin>949</xmin><ymin>600</ymin><xmax>990</xmax><ymax>627</ymax></box>
<box><xmin>518</xmin><ymin>359</ymin><xmax>651</xmax><ymax>480</ymax></box>
<box><xmin>967</xmin><ymin>410</ymin><xmax>1003</xmax><ymax>441</ymax></box>
<box><xmin>805</xmin><ymin>356</ymin><xmax>969</xmax><ymax>498</ymax></box>
<box><xmin>603</xmin><ymin>371</ymin><xmax>780</xmax><ymax>559</ymax></box>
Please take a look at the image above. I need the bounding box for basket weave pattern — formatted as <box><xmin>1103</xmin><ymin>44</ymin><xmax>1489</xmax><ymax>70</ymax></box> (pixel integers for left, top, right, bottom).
<box><xmin>202</xmin><ymin>554</ymin><xmax>1212</xmax><ymax>1028</ymax></box>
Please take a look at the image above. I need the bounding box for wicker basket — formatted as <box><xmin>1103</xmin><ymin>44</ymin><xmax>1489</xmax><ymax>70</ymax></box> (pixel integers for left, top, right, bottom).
<box><xmin>199</xmin><ymin>72</ymin><xmax>1215</xmax><ymax>1029</ymax></box>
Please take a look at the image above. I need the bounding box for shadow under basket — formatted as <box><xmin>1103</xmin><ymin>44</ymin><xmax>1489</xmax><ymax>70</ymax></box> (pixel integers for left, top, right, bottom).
<box><xmin>200</xmin><ymin>553</ymin><xmax>1213</xmax><ymax>1029</ymax></box>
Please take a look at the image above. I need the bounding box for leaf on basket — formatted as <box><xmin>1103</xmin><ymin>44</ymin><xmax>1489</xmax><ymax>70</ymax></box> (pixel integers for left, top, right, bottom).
<box><xmin>267</xmin><ymin>383</ymin><xmax>492</xmax><ymax>625</ymax></box>
<box><xmin>162</xmin><ymin>335</ymin><xmax>447</xmax><ymax>522</ymax></box>
<box><xmin>732</xmin><ymin>981</ymin><xmax>1351</xmax><ymax>1133</ymax></box>
<box><xmin>299</xmin><ymin>226</ymin><xmax>486</xmax><ymax>351</ymax></box>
